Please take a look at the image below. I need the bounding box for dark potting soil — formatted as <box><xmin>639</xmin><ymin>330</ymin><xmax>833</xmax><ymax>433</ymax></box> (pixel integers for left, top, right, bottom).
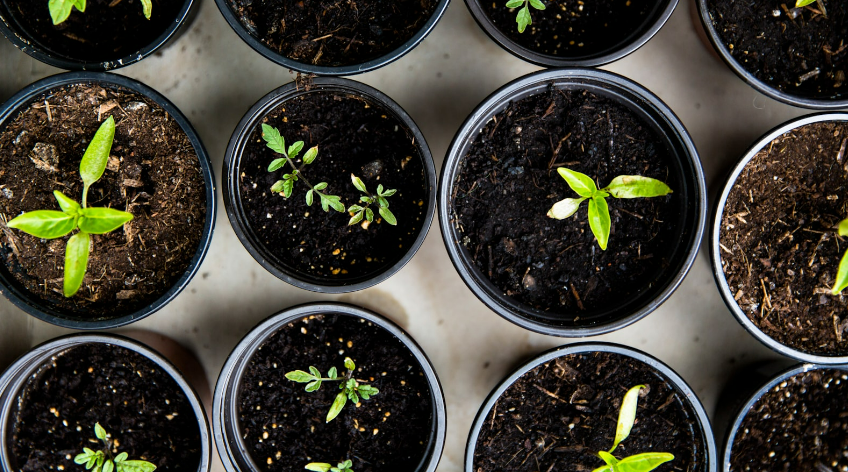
<box><xmin>706</xmin><ymin>0</ymin><xmax>848</xmax><ymax>101</ymax></box>
<box><xmin>0</xmin><ymin>83</ymin><xmax>206</xmax><ymax>318</ymax></box>
<box><xmin>4</xmin><ymin>0</ymin><xmax>185</xmax><ymax>63</ymax></box>
<box><xmin>237</xmin><ymin>314</ymin><xmax>434</xmax><ymax>472</ymax></box>
<box><xmin>720</xmin><ymin>121</ymin><xmax>848</xmax><ymax>356</ymax></box>
<box><xmin>452</xmin><ymin>87</ymin><xmax>679</xmax><ymax>317</ymax></box>
<box><xmin>483</xmin><ymin>0</ymin><xmax>661</xmax><ymax>58</ymax></box>
<box><xmin>8</xmin><ymin>343</ymin><xmax>202</xmax><ymax>472</ymax></box>
<box><xmin>226</xmin><ymin>0</ymin><xmax>438</xmax><ymax>67</ymax></box>
<box><xmin>729</xmin><ymin>368</ymin><xmax>848</xmax><ymax>472</ymax></box>
<box><xmin>473</xmin><ymin>351</ymin><xmax>704</xmax><ymax>472</ymax></box>
<box><xmin>238</xmin><ymin>91</ymin><xmax>427</xmax><ymax>282</ymax></box>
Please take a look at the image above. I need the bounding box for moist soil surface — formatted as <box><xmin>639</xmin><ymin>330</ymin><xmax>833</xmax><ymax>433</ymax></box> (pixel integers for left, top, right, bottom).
<box><xmin>226</xmin><ymin>0</ymin><xmax>438</xmax><ymax>67</ymax></box>
<box><xmin>4</xmin><ymin>0</ymin><xmax>185</xmax><ymax>63</ymax></box>
<box><xmin>238</xmin><ymin>91</ymin><xmax>427</xmax><ymax>284</ymax></box>
<box><xmin>237</xmin><ymin>314</ymin><xmax>434</xmax><ymax>472</ymax></box>
<box><xmin>729</xmin><ymin>368</ymin><xmax>848</xmax><ymax>472</ymax></box>
<box><xmin>719</xmin><ymin>121</ymin><xmax>848</xmax><ymax>356</ymax></box>
<box><xmin>483</xmin><ymin>0</ymin><xmax>661</xmax><ymax>59</ymax></box>
<box><xmin>0</xmin><ymin>83</ymin><xmax>206</xmax><ymax>319</ymax></box>
<box><xmin>473</xmin><ymin>351</ymin><xmax>704</xmax><ymax>472</ymax></box>
<box><xmin>706</xmin><ymin>0</ymin><xmax>848</xmax><ymax>101</ymax></box>
<box><xmin>8</xmin><ymin>343</ymin><xmax>202</xmax><ymax>472</ymax></box>
<box><xmin>452</xmin><ymin>87</ymin><xmax>680</xmax><ymax>318</ymax></box>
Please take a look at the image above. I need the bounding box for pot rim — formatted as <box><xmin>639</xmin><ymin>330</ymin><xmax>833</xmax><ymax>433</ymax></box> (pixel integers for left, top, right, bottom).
<box><xmin>212</xmin><ymin>302</ymin><xmax>447</xmax><ymax>472</ymax></box>
<box><xmin>0</xmin><ymin>71</ymin><xmax>217</xmax><ymax>329</ymax></box>
<box><xmin>223</xmin><ymin>77</ymin><xmax>436</xmax><ymax>293</ymax></box>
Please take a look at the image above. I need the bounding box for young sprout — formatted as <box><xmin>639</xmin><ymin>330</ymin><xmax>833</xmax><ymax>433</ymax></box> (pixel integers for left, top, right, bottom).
<box><xmin>7</xmin><ymin>116</ymin><xmax>133</xmax><ymax>298</ymax></box>
<box><xmin>262</xmin><ymin>124</ymin><xmax>345</xmax><ymax>213</ymax></box>
<box><xmin>48</xmin><ymin>0</ymin><xmax>152</xmax><ymax>25</ymax></box>
<box><xmin>592</xmin><ymin>385</ymin><xmax>674</xmax><ymax>472</ymax></box>
<box><xmin>73</xmin><ymin>423</ymin><xmax>156</xmax><ymax>472</ymax></box>
<box><xmin>285</xmin><ymin>357</ymin><xmax>379</xmax><ymax>422</ymax></box>
<box><xmin>347</xmin><ymin>174</ymin><xmax>397</xmax><ymax>226</ymax></box>
<box><xmin>505</xmin><ymin>0</ymin><xmax>545</xmax><ymax>33</ymax></box>
<box><xmin>831</xmin><ymin>218</ymin><xmax>848</xmax><ymax>295</ymax></box>
<box><xmin>547</xmin><ymin>167</ymin><xmax>672</xmax><ymax>250</ymax></box>
<box><xmin>305</xmin><ymin>460</ymin><xmax>354</xmax><ymax>472</ymax></box>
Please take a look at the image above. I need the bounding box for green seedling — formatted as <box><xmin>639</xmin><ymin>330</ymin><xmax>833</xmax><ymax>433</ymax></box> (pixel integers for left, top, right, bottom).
<box><xmin>547</xmin><ymin>167</ymin><xmax>672</xmax><ymax>250</ymax></box>
<box><xmin>347</xmin><ymin>174</ymin><xmax>397</xmax><ymax>226</ymax></box>
<box><xmin>74</xmin><ymin>423</ymin><xmax>156</xmax><ymax>472</ymax></box>
<box><xmin>305</xmin><ymin>460</ymin><xmax>354</xmax><ymax>472</ymax></box>
<box><xmin>796</xmin><ymin>0</ymin><xmax>817</xmax><ymax>7</ymax></box>
<box><xmin>48</xmin><ymin>0</ymin><xmax>152</xmax><ymax>25</ymax></box>
<box><xmin>592</xmin><ymin>385</ymin><xmax>674</xmax><ymax>472</ymax></box>
<box><xmin>262</xmin><ymin>124</ymin><xmax>345</xmax><ymax>213</ymax></box>
<box><xmin>505</xmin><ymin>0</ymin><xmax>545</xmax><ymax>33</ymax></box>
<box><xmin>7</xmin><ymin>116</ymin><xmax>133</xmax><ymax>298</ymax></box>
<box><xmin>285</xmin><ymin>357</ymin><xmax>379</xmax><ymax>423</ymax></box>
<box><xmin>831</xmin><ymin>218</ymin><xmax>848</xmax><ymax>294</ymax></box>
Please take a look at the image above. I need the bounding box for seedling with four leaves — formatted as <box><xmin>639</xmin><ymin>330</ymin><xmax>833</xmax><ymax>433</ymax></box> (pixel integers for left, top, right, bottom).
<box><xmin>547</xmin><ymin>167</ymin><xmax>672</xmax><ymax>250</ymax></box>
<box><xmin>347</xmin><ymin>174</ymin><xmax>397</xmax><ymax>226</ymax></box>
<box><xmin>48</xmin><ymin>0</ymin><xmax>152</xmax><ymax>25</ymax></box>
<box><xmin>305</xmin><ymin>460</ymin><xmax>354</xmax><ymax>472</ymax></box>
<box><xmin>831</xmin><ymin>218</ymin><xmax>848</xmax><ymax>295</ymax></box>
<box><xmin>73</xmin><ymin>423</ymin><xmax>156</xmax><ymax>472</ymax></box>
<box><xmin>7</xmin><ymin>116</ymin><xmax>134</xmax><ymax>298</ymax></box>
<box><xmin>285</xmin><ymin>357</ymin><xmax>379</xmax><ymax>422</ymax></box>
<box><xmin>505</xmin><ymin>0</ymin><xmax>545</xmax><ymax>33</ymax></box>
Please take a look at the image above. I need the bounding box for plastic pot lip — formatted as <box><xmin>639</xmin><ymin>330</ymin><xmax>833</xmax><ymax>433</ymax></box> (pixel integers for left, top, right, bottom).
<box><xmin>709</xmin><ymin>112</ymin><xmax>848</xmax><ymax>364</ymax></box>
<box><xmin>0</xmin><ymin>332</ymin><xmax>212</xmax><ymax>472</ymax></box>
<box><xmin>464</xmin><ymin>0</ymin><xmax>678</xmax><ymax>67</ymax></box>
<box><xmin>0</xmin><ymin>71</ymin><xmax>218</xmax><ymax>330</ymax></box>
<box><xmin>695</xmin><ymin>0</ymin><xmax>848</xmax><ymax>110</ymax></box>
<box><xmin>212</xmin><ymin>0</ymin><xmax>450</xmax><ymax>76</ymax></box>
<box><xmin>464</xmin><ymin>342</ymin><xmax>718</xmax><ymax>472</ymax></box>
<box><xmin>223</xmin><ymin>77</ymin><xmax>436</xmax><ymax>293</ymax></box>
<box><xmin>439</xmin><ymin>68</ymin><xmax>707</xmax><ymax>337</ymax></box>
<box><xmin>212</xmin><ymin>302</ymin><xmax>447</xmax><ymax>472</ymax></box>
<box><xmin>0</xmin><ymin>0</ymin><xmax>195</xmax><ymax>71</ymax></box>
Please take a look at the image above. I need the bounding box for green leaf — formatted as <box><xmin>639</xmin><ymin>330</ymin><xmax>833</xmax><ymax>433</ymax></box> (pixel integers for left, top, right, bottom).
<box><xmin>528</xmin><ymin>0</ymin><xmax>545</xmax><ymax>9</ymax></box>
<box><xmin>103</xmin><ymin>460</ymin><xmax>114</xmax><ymax>472</ymax></box>
<box><xmin>605</xmin><ymin>175</ymin><xmax>672</xmax><ymax>199</ymax></box>
<box><xmin>282</xmin><ymin>178</ymin><xmax>294</xmax><ymax>198</ymax></box>
<box><xmin>616</xmin><ymin>453</ymin><xmax>675</xmax><ymax>472</ymax></box>
<box><xmin>64</xmin><ymin>231</ymin><xmax>90</xmax><ymax>298</ymax></box>
<box><xmin>80</xmin><ymin>116</ymin><xmax>116</xmax><ymax>189</ymax></box>
<box><xmin>358</xmin><ymin>384</ymin><xmax>378</xmax><ymax>400</ymax></box>
<box><xmin>308</xmin><ymin>366</ymin><xmax>321</xmax><ymax>377</ymax></box>
<box><xmin>78</xmin><ymin>207</ymin><xmax>133</xmax><ymax>234</ymax></box>
<box><xmin>288</xmin><ymin>141</ymin><xmax>305</xmax><ymax>159</ymax></box>
<box><xmin>547</xmin><ymin>197</ymin><xmax>586</xmax><ymax>219</ymax></box>
<box><xmin>74</xmin><ymin>0</ymin><xmax>86</xmax><ymax>11</ymax></box>
<box><xmin>285</xmin><ymin>370</ymin><xmax>316</xmax><ymax>383</ymax></box>
<box><xmin>796</xmin><ymin>0</ymin><xmax>817</xmax><ymax>6</ymax></box>
<box><xmin>54</xmin><ymin>190</ymin><xmax>81</xmax><ymax>215</ymax></box>
<box><xmin>305</xmin><ymin>380</ymin><xmax>322</xmax><ymax>392</ymax></box>
<box><xmin>261</xmin><ymin>124</ymin><xmax>286</xmax><ymax>155</ymax></box>
<box><xmin>349</xmin><ymin>211</ymin><xmax>364</xmax><ymax>226</ymax></box>
<box><xmin>838</xmin><ymin>218</ymin><xmax>848</xmax><ymax>237</ymax></box>
<box><xmin>327</xmin><ymin>391</ymin><xmax>348</xmax><ymax>422</ymax></box>
<box><xmin>117</xmin><ymin>460</ymin><xmax>157</xmax><ymax>472</ymax></box>
<box><xmin>832</xmin><ymin>249</ymin><xmax>848</xmax><ymax>294</ymax></box>
<box><xmin>351</xmin><ymin>174</ymin><xmax>367</xmax><ymax>193</ymax></box>
<box><xmin>344</xmin><ymin>357</ymin><xmax>355</xmax><ymax>371</ymax></box>
<box><xmin>340</xmin><ymin>460</ymin><xmax>353</xmax><ymax>469</ymax></box>
<box><xmin>48</xmin><ymin>0</ymin><xmax>76</xmax><ymax>24</ymax></box>
<box><xmin>94</xmin><ymin>423</ymin><xmax>107</xmax><ymax>441</ymax></box>
<box><xmin>305</xmin><ymin>464</ymin><xmax>332</xmax><ymax>472</ymax></box>
<box><xmin>328</xmin><ymin>367</ymin><xmax>338</xmax><ymax>379</ymax></box>
<box><xmin>75</xmin><ymin>449</ymin><xmax>96</xmax><ymax>464</ymax></box>
<box><xmin>347</xmin><ymin>205</ymin><xmax>364</xmax><ymax>213</ymax></box>
<box><xmin>314</xmin><ymin>182</ymin><xmax>328</xmax><ymax>191</ymax></box>
<box><xmin>320</xmin><ymin>194</ymin><xmax>345</xmax><ymax>213</ymax></box>
<box><xmin>268</xmin><ymin>158</ymin><xmax>287</xmax><ymax>172</ymax></box>
<box><xmin>516</xmin><ymin>4</ymin><xmax>532</xmax><ymax>33</ymax></box>
<box><xmin>7</xmin><ymin>210</ymin><xmax>76</xmax><ymax>239</ymax></box>
<box><xmin>377</xmin><ymin>196</ymin><xmax>389</xmax><ymax>208</ymax></box>
<box><xmin>557</xmin><ymin>167</ymin><xmax>598</xmax><ymax>198</ymax></box>
<box><xmin>365</xmin><ymin>208</ymin><xmax>374</xmax><ymax>222</ymax></box>
<box><xmin>610</xmin><ymin>385</ymin><xmax>646</xmax><ymax>453</ymax></box>
<box><xmin>115</xmin><ymin>453</ymin><xmax>128</xmax><ymax>463</ymax></box>
<box><xmin>347</xmin><ymin>389</ymin><xmax>360</xmax><ymax>404</ymax></box>
<box><xmin>139</xmin><ymin>0</ymin><xmax>152</xmax><ymax>18</ymax></box>
<box><xmin>381</xmin><ymin>188</ymin><xmax>397</xmax><ymax>197</ymax></box>
<box><xmin>361</xmin><ymin>196</ymin><xmax>372</xmax><ymax>204</ymax></box>
<box><xmin>505</xmin><ymin>0</ymin><xmax>523</xmax><ymax>7</ymax></box>
<box><xmin>588</xmin><ymin>196</ymin><xmax>611</xmax><ymax>251</ymax></box>
<box><xmin>303</xmin><ymin>189</ymin><xmax>312</xmax><ymax>206</ymax></box>
<box><xmin>271</xmin><ymin>180</ymin><xmax>286</xmax><ymax>193</ymax></box>
<box><xmin>379</xmin><ymin>207</ymin><xmax>397</xmax><ymax>226</ymax></box>
<box><xmin>303</xmin><ymin>146</ymin><xmax>319</xmax><ymax>165</ymax></box>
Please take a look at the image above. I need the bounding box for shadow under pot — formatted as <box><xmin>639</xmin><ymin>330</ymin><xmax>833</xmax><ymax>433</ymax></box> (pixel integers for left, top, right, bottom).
<box><xmin>466</xmin><ymin>342</ymin><xmax>717</xmax><ymax>472</ymax></box>
<box><xmin>696</xmin><ymin>0</ymin><xmax>848</xmax><ymax>109</ymax></box>
<box><xmin>0</xmin><ymin>0</ymin><xmax>196</xmax><ymax>71</ymax></box>
<box><xmin>224</xmin><ymin>78</ymin><xmax>436</xmax><ymax>293</ymax></box>
<box><xmin>213</xmin><ymin>302</ymin><xmax>447</xmax><ymax>472</ymax></box>
<box><xmin>0</xmin><ymin>333</ymin><xmax>212</xmax><ymax>472</ymax></box>
<box><xmin>439</xmin><ymin>68</ymin><xmax>706</xmax><ymax>337</ymax></box>
<box><xmin>214</xmin><ymin>0</ymin><xmax>449</xmax><ymax>75</ymax></box>
<box><xmin>0</xmin><ymin>71</ymin><xmax>216</xmax><ymax>329</ymax></box>
<box><xmin>710</xmin><ymin>113</ymin><xmax>848</xmax><ymax>363</ymax></box>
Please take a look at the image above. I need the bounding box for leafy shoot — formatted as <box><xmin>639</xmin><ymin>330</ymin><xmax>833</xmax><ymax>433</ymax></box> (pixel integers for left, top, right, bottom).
<box><xmin>505</xmin><ymin>0</ymin><xmax>545</xmax><ymax>33</ymax></box>
<box><xmin>305</xmin><ymin>460</ymin><xmax>354</xmax><ymax>472</ymax></box>
<box><xmin>48</xmin><ymin>0</ymin><xmax>152</xmax><ymax>25</ymax></box>
<box><xmin>347</xmin><ymin>174</ymin><xmax>397</xmax><ymax>227</ymax></box>
<box><xmin>285</xmin><ymin>357</ymin><xmax>379</xmax><ymax>422</ymax></box>
<box><xmin>831</xmin><ymin>218</ymin><xmax>848</xmax><ymax>295</ymax></box>
<box><xmin>73</xmin><ymin>423</ymin><xmax>156</xmax><ymax>472</ymax></box>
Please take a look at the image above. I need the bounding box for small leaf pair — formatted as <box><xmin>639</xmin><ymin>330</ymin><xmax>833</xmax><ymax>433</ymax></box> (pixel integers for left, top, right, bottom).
<box><xmin>48</xmin><ymin>0</ymin><xmax>151</xmax><ymax>25</ymax></box>
<box><xmin>505</xmin><ymin>0</ymin><xmax>545</xmax><ymax>33</ymax></box>
<box><xmin>285</xmin><ymin>357</ymin><xmax>380</xmax><ymax>423</ymax></box>
<box><xmin>347</xmin><ymin>174</ymin><xmax>398</xmax><ymax>226</ymax></box>
<box><xmin>73</xmin><ymin>423</ymin><xmax>156</xmax><ymax>472</ymax></box>
<box><xmin>305</xmin><ymin>460</ymin><xmax>354</xmax><ymax>472</ymax></box>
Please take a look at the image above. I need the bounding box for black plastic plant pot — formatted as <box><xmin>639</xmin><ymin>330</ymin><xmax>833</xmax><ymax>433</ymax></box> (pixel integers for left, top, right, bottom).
<box><xmin>710</xmin><ymin>113</ymin><xmax>848</xmax><ymax>364</ymax></box>
<box><xmin>0</xmin><ymin>72</ymin><xmax>217</xmax><ymax>329</ymax></box>
<box><xmin>0</xmin><ymin>0</ymin><xmax>196</xmax><ymax>71</ymax></box>
<box><xmin>213</xmin><ymin>0</ymin><xmax>449</xmax><ymax>76</ymax></box>
<box><xmin>439</xmin><ymin>68</ymin><xmax>706</xmax><ymax>337</ymax></box>
<box><xmin>213</xmin><ymin>302</ymin><xmax>447</xmax><ymax>472</ymax></box>
<box><xmin>0</xmin><ymin>333</ymin><xmax>212</xmax><ymax>472</ymax></box>
<box><xmin>223</xmin><ymin>77</ymin><xmax>436</xmax><ymax>293</ymax></box>
<box><xmin>465</xmin><ymin>0</ymin><xmax>677</xmax><ymax>67</ymax></box>
<box><xmin>465</xmin><ymin>342</ymin><xmax>718</xmax><ymax>472</ymax></box>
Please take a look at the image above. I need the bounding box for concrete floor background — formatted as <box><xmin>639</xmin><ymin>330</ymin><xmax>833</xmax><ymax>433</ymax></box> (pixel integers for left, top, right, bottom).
<box><xmin>0</xmin><ymin>0</ymin><xmax>815</xmax><ymax>470</ymax></box>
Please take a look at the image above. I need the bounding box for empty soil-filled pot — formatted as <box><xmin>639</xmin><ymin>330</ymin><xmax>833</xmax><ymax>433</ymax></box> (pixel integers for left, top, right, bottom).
<box><xmin>439</xmin><ymin>68</ymin><xmax>706</xmax><ymax>336</ymax></box>
<box><xmin>711</xmin><ymin>113</ymin><xmax>848</xmax><ymax>363</ymax></box>
<box><xmin>224</xmin><ymin>78</ymin><xmax>435</xmax><ymax>293</ymax></box>
<box><xmin>697</xmin><ymin>0</ymin><xmax>848</xmax><ymax>109</ymax></box>
<box><xmin>465</xmin><ymin>0</ymin><xmax>677</xmax><ymax>67</ymax></box>
<box><xmin>466</xmin><ymin>343</ymin><xmax>717</xmax><ymax>472</ymax></box>
<box><xmin>0</xmin><ymin>0</ymin><xmax>195</xmax><ymax>70</ymax></box>
<box><xmin>214</xmin><ymin>0</ymin><xmax>449</xmax><ymax>75</ymax></box>
<box><xmin>0</xmin><ymin>333</ymin><xmax>211</xmax><ymax>472</ymax></box>
<box><xmin>213</xmin><ymin>303</ymin><xmax>446</xmax><ymax>472</ymax></box>
<box><xmin>0</xmin><ymin>72</ymin><xmax>216</xmax><ymax>329</ymax></box>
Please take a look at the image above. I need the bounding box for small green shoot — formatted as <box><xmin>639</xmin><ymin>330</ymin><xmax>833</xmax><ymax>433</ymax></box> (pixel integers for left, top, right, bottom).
<box><xmin>505</xmin><ymin>0</ymin><xmax>545</xmax><ymax>33</ymax></box>
<box><xmin>796</xmin><ymin>0</ymin><xmax>817</xmax><ymax>7</ymax></box>
<box><xmin>7</xmin><ymin>116</ymin><xmax>133</xmax><ymax>298</ymax></box>
<box><xmin>831</xmin><ymin>218</ymin><xmax>848</xmax><ymax>295</ymax></box>
<box><xmin>285</xmin><ymin>357</ymin><xmax>379</xmax><ymax>422</ymax></box>
<box><xmin>73</xmin><ymin>423</ymin><xmax>156</xmax><ymax>472</ymax></box>
<box><xmin>547</xmin><ymin>168</ymin><xmax>672</xmax><ymax>250</ymax></box>
<box><xmin>347</xmin><ymin>174</ymin><xmax>397</xmax><ymax>226</ymax></box>
<box><xmin>262</xmin><ymin>124</ymin><xmax>345</xmax><ymax>213</ymax></box>
<box><xmin>592</xmin><ymin>385</ymin><xmax>674</xmax><ymax>472</ymax></box>
<box><xmin>48</xmin><ymin>0</ymin><xmax>152</xmax><ymax>25</ymax></box>
<box><xmin>305</xmin><ymin>460</ymin><xmax>354</xmax><ymax>472</ymax></box>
